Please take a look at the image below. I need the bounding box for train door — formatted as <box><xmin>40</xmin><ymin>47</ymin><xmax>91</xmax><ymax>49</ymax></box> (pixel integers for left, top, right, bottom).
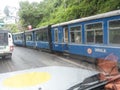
<box><xmin>63</xmin><ymin>27</ymin><xmax>68</xmax><ymax>43</ymax></box>
<box><xmin>52</xmin><ymin>27</ymin><xmax>63</xmax><ymax>52</ymax></box>
<box><xmin>54</xmin><ymin>28</ymin><xmax>60</xmax><ymax>50</ymax></box>
<box><xmin>23</xmin><ymin>32</ymin><xmax>26</xmax><ymax>47</ymax></box>
<box><xmin>63</xmin><ymin>26</ymin><xmax>69</xmax><ymax>52</ymax></box>
<box><xmin>54</xmin><ymin>28</ymin><xmax>59</xmax><ymax>43</ymax></box>
<box><xmin>52</xmin><ymin>26</ymin><xmax>69</xmax><ymax>52</ymax></box>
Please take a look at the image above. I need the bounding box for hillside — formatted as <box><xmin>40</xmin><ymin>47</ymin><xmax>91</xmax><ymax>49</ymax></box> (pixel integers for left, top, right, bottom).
<box><xmin>18</xmin><ymin>0</ymin><xmax>120</xmax><ymax>29</ymax></box>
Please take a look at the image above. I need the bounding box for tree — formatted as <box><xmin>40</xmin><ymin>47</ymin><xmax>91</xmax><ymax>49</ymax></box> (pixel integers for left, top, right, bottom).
<box><xmin>18</xmin><ymin>1</ymin><xmax>43</xmax><ymax>29</ymax></box>
<box><xmin>4</xmin><ymin>6</ymin><xmax>10</xmax><ymax>16</ymax></box>
<box><xmin>18</xmin><ymin>0</ymin><xmax>120</xmax><ymax>28</ymax></box>
<box><xmin>4</xmin><ymin>24</ymin><xmax>19</xmax><ymax>33</ymax></box>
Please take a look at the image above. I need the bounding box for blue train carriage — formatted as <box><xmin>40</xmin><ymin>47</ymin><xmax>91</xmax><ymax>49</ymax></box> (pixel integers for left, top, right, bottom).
<box><xmin>24</xmin><ymin>29</ymin><xmax>35</xmax><ymax>48</ymax></box>
<box><xmin>33</xmin><ymin>25</ymin><xmax>52</xmax><ymax>51</ymax></box>
<box><xmin>51</xmin><ymin>10</ymin><xmax>120</xmax><ymax>62</ymax></box>
<box><xmin>13</xmin><ymin>32</ymin><xmax>25</xmax><ymax>46</ymax></box>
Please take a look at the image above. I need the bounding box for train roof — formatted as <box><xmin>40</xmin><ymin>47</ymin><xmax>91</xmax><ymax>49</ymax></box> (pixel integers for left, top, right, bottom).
<box><xmin>13</xmin><ymin>26</ymin><xmax>49</xmax><ymax>34</ymax></box>
<box><xmin>52</xmin><ymin>10</ymin><xmax>120</xmax><ymax>27</ymax></box>
<box><xmin>25</xmin><ymin>25</ymin><xmax>49</xmax><ymax>33</ymax></box>
<box><xmin>0</xmin><ymin>30</ymin><xmax>10</xmax><ymax>33</ymax></box>
<box><xmin>13</xmin><ymin>32</ymin><xmax>24</xmax><ymax>35</ymax></box>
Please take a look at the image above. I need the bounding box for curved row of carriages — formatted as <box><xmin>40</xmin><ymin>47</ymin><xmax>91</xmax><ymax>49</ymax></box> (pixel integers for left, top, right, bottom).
<box><xmin>13</xmin><ymin>10</ymin><xmax>120</xmax><ymax>62</ymax></box>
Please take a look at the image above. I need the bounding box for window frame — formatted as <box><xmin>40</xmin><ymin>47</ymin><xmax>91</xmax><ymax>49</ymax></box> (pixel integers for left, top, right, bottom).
<box><xmin>63</xmin><ymin>27</ymin><xmax>68</xmax><ymax>43</ymax></box>
<box><xmin>70</xmin><ymin>25</ymin><xmax>82</xmax><ymax>44</ymax></box>
<box><xmin>35</xmin><ymin>29</ymin><xmax>48</xmax><ymax>42</ymax></box>
<box><xmin>54</xmin><ymin>28</ymin><xmax>59</xmax><ymax>43</ymax></box>
<box><xmin>17</xmin><ymin>34</ymin><xmax>22</xmax><ymax>40</ymax></box>
<box><xmin>108</xmin><ymin>19</ymin><xmax>120</xmax><ymax>45</ymax></box>
<box><xmin>36</xmin><ymin>31</ymin><xmax>42</xmax><ymax>41</ymax></box>
<box><xmin>26</xmin><ymin>33</ymin><xmax>32</xmax><ymax>41</ymax></box>
<box><xmin>42</xmin><ymin>30</ymin><xmax>48</xmax><ymax>42</ymax></box>
<box><xmin>85</xmin><ymin>22</ymin><xmax>103</xmax><ymax>44</ymax></box>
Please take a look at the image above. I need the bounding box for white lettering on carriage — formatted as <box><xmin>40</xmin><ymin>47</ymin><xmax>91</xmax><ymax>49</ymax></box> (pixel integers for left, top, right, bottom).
<box><xmin>95</xmin><ymin>48</ymin><xmax>106</xmax><ymax>53</ymax></box>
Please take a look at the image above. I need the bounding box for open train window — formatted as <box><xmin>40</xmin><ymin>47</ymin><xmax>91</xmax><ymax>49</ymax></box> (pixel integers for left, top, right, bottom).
<box><xmin>109</xmin><ymin>20</ymin><xmax>120</xmax><ymax>44</ymax></box>
<box><xmin>63</xmin><ymin>27</ymin><xmax>68</xmax><ymax>43</ymax></box>
<box><xmin>17</xmin><ymin>34</ymin><xmax>22</xmax><ymax>40</ymax></box>
<box><xmin>85</xmin><ymin>22</ymin><xmax>103</xmax><ymax>44</ymax></box>
<box><xmin>36</xmin><ymin>31</ymin><xmax>41</xmax><ymax>41</ymax></box>
<box><xmin>54</xmin><ymin>28</ymin><xmax>59</xmax><ymax>43</ymax></box>
<box><xmin>14</xmin><ymin>35</ymin><xmax>17</xmax><ymax>40</ymax></box>
<box><xmin>70</xmin><ymin>26</ymin><xmax>82</xmax><ymax>44</ymax></box>
<box><xmin>26</xmin><ymin>34</ymin><xmax>32</xmax><ymax>41</ymax></box>
<box><xmin>42</xmin><ymin>31</ymin><xmax>48</xmax><ymax>42</ymax></box>
<box><xmin>36</xmin><ymin>30</ymin><xmax>48</xmax><ymax>42</ymax></box>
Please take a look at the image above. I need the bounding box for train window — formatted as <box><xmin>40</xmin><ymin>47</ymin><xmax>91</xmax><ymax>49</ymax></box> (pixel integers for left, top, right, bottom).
<box><xmin>63</xmin><ymin>27</ymin><xmax>68</xmax><ymax>43</ymax></box>
<box><xmin>70</xmin><ymin>26</ymin><xmax>81</xmax><ymax>44</ymax></box>
<box><xmin>16</xmin><ymin>36</ymin><xmax>18</xmax><ymax>40</ymax></box>
<box><xmin>26</xmin><ymin>34</ymin><xmax>32</xmax><ymax>41</ymax></box>
<box><xmin>86</xmin><ymin>31</ymin><xmax>94</xmax><ymax>43</ymax></box>
<box><xmin>15</xmin><ymin>36</ymin><xmax>17</xmax><ymax>40</ymax></box>
<box><xmin>36</xmin><ymin>30</ymin><xmax>48</xmax><ymax>42</ymax></box>
<box><xmin>109</xmin><ymin>20</ymin><xmax>120</xmax><ymax>44</ymax></box>
<box><xmin>20</xmin><ymin>35</ymin><xmax>23</xmax><ymax>40</ymax></box>
<box><xmin>54</xmin><ymin>28</ymin><xmax>59</xmax><ymax>42</ymax></box>
<box><xmin>17</xmin><ymin>34</ymin><xmax>22</xmax><ymax>40</ymax></box>
<box><xmin>86</xmin><ymin>22</ymin><xmax>103</xmax><ymax>44</ymax></box>
<box><xmin>86</xmin><ymin>23</ymin><xmax>102</xmax><ymax>30</ymax></box>
<box><xmin>36</xmin><ymin>32</ymin><xmax>41</xmax><ymax>41</ymax></box>
<box><xmin>43</xmin><ymin>31</ymin><xmax>48</xmax><ymax>41</ymax></box>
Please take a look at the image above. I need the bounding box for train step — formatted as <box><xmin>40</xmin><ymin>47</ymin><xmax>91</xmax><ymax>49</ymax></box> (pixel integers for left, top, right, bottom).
<box><xmin>63</xmin><ymin>53</ymin><xmax>69</xmax><ymax>56</ymax></box>
<box><xmin>63</xmin><ymin>50</ymin><xmax>69</xmax><ymax>56</ymax></box>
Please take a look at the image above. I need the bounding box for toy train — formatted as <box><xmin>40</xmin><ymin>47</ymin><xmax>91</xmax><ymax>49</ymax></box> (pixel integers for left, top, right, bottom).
<box><xmin>13</xmin><ymin>10</ymin><xmax>120</xmax><ymax>62</ymax></box>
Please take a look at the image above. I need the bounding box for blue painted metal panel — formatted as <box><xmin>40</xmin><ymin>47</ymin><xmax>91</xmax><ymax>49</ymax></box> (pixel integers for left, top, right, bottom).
<box><xmin>81</xmin><ymin>23</ymin><xmax>85</xmax><ymax>44</ymax></box>
<box><xmin>52</xmin><ymin>43</ymin><xmax>67</xmax><ymax>52</ymax></box>
<box><xmin>36</xmin><ymin>41</ymin><xmax>49</xmax><ymax>49</ymax></box>
<box><xmin>26</xmin><ymin>41</ymin><xmax>35</xmax><ymax>47</ymax></box>
<box><xmin>14</xmin><ymin>40</ymin><xmax>23</xmax><ymax>46</ymax></box>
<box><xmin>104</xmin><ymin>15</ymin><xmax>120</xmax><ymax>21</ymax></box>
<box><xmin>13</xmin><ymin>32</ymin><xmax>25</xmax><ymax>46</ymax></box>
<box><xmin>68</xmin><ymin>26</ymin><xmax>70</xmax><ymax>43</ymax></box>
<box><xmin>103</xmin><ymin>20</ymin><xmax>108</xmax><ymax>44</ymax></box>
<box><xmin>36</xmin><ymin>42</ymin><xmax>42</xmax><ymax>48</ymax></box>
<box><xmin>69</xmin><ymin>44</ymin><xmax>120</xmax><ymax>61</ymax></box>
<box><xmin>59</xmin><ymin>27</ymin><xmax>63</xmax><ymax>43</ymax></box>
<box><xmin>51</xmin><ymin>28</ymin><xmax>55</xmax><ymax>43</ymax></box>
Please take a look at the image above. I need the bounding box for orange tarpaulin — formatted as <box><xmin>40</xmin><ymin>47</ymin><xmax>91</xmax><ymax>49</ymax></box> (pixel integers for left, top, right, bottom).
<box><xmin>97</xmin><ymin>53</ymin><xmax>120</xmax><ymax>90</ymax></box>
<box><xmin>105</xmin><ymin>78</ymin><xmax>120</xmax><ymax>90</ymax></box>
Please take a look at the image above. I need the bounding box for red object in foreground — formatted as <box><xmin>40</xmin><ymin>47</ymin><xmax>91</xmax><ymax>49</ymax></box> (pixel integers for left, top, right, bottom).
<box><xmin>105</xmin><ymin>76</ymin><xmax>120</xmax><ymax>90</ymax></box>
<box><xmin>97</xmin><ymin>53</ymin><xmax>120</xmax><ymax>90</ymax></box>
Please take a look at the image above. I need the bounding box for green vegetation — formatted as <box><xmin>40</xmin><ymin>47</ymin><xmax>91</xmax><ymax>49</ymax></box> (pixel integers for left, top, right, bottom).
<box><xmin>18</xmin><ymin>0</ymin><xmax>120</xmax><ymax>29</ymax></box>
<box><xmin>4</xmin><ymin>24</ymin><xmax>19</xmax><ymax>33</ymax></box>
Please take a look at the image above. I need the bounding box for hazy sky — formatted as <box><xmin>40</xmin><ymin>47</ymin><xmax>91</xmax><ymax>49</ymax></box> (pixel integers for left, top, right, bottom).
<box><xmin>0</xmin><ymin>0</ymin><xmax>43</xmax><ymax>16</ymax></box>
